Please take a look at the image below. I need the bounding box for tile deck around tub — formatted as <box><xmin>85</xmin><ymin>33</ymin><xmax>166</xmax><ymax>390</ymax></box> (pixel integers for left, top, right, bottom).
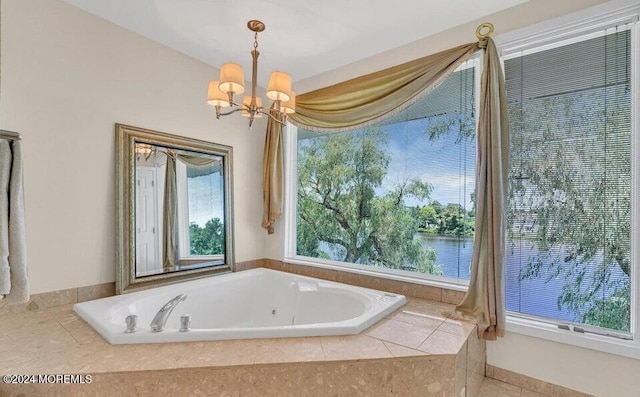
<box><xmin>0</xmin><ymin>297</ymin><xmax>485</xmax><ymax>396</ymax></box>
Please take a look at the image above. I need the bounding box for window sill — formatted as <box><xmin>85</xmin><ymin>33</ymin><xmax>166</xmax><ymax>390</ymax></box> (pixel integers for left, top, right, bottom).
<box><xmin>505</xmin><ymin>316</ymin><xmax>640</xmax><ymax>360</ymax></box>
<box><xmin>284</xmin><ymin>255</ymin><xmax>469</xmax><ymax>292</ymax></box>
<box><xmin>179</xmin><ymin>255</ymin><xmax>224</xmax><ymax>260</ymax></box>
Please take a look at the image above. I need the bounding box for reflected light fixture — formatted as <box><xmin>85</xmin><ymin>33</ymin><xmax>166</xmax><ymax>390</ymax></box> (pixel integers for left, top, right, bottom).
<box><xmin>207</xmin><ymin>20</ymin><xmax>295</xmax><ymax>128</ymax></box>
<box><xmin>135</xmin><ymin>143</ymin><xmax>155</xmax><ymax>161</ymax></box>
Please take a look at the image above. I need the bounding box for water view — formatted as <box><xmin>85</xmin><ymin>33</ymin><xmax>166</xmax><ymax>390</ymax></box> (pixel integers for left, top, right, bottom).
<box><xmin>421</xmin><ymin>234</ymin><xmax>629</xmax><ymax>325</ymax></box>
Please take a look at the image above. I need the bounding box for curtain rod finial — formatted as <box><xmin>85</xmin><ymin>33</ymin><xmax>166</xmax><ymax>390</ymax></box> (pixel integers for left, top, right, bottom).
<box><xmin>476</xmin><ymin>23</ymin><xmax>494</xmax><ymax>39</ymax></box>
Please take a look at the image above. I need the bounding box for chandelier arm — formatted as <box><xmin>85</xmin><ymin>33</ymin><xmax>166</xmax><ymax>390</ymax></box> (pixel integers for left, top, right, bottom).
<box><xmin>257</xmin><ymin>108</ymin><xmax>286</xmax><ymax>125</ymax></box>
<box><xmin>217</xmin><ymin>107</ymin><xmax>246</xmax><ymax>117</ymax></box>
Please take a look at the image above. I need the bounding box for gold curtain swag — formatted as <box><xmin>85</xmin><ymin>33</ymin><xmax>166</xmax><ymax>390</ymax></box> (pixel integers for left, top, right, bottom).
<box><xmin>288</xmin><ymin>42</ymin><xmax>480</xmax><ymax>132</ymax></box>
<box><xmin>261</xmin><ymin>25</ymin><xmax>509</xmax><ymax>341</ymax></box>
<box><xmin>176</xmin><ymin>153</ymin><xmax>219</xmax><ymax>168</ymax></box>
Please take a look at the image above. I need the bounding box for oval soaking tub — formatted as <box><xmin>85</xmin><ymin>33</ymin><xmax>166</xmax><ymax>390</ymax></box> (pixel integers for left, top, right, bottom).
<box><xmin>73</xmin><ymin>268</ymin><xmax>406</xmax><ymax>344</ymax></box>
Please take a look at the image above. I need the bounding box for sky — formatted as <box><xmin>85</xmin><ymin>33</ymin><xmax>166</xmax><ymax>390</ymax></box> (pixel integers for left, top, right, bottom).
<box><xmin>382</xmin><ymin>116</ymin><xmax>476</xmax><ymax>209</ymax></box>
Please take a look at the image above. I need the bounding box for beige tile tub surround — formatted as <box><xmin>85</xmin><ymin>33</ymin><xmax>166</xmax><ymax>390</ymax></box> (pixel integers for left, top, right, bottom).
<box><xmin>0</xmin><ymin>260</ymin><xmax>594</xmax><ymax>396</ymax></box>
<box><xmin>3</xmin><ymin>357</ymin><xmax>456</xmax><ymax>397</ymax></box>
<box><xmin>0</xmin><ymin>296</ymin><xmax>478</xmax><ymax>396</ymax></box>
<box><xmin>0</xmin><ymin>281</ymin><xmax>115</xmax><ymax>315</ymax></box>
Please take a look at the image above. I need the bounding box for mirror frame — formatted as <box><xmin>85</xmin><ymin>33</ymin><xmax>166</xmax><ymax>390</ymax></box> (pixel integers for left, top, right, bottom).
<box><xmin>115</xmin><ymin>124</ymin><xmax>234</xmax><ymax>294</ymax></box>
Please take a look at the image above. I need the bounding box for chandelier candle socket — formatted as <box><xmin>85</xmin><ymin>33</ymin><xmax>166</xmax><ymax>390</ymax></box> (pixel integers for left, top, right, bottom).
<box><xmin>241</xmin><ymin>96</ymin><xmax>262</xmax><ymax>118</ymax></box>
<box><xmin>207</xmin><ymin>20</ymin><xmax>295</xmax><ymax>128</ymax></box>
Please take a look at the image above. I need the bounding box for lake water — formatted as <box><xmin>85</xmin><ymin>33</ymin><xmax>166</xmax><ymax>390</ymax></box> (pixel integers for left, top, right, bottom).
<box><xmin>417</xmin><ymin>234</ymin><xmax>474</xmax><ymax>280</ymax></box>
<box><xmin>418</xmin><ymin>234</ymin><xmax>628</xmax><ymax>324</ymax></box>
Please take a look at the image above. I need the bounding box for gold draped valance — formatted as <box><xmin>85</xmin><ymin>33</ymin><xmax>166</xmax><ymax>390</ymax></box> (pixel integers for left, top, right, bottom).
<box><xmin>289</xmin><ymin>42</ymin><xmax>480</xmax><ymax>132</ymax></box>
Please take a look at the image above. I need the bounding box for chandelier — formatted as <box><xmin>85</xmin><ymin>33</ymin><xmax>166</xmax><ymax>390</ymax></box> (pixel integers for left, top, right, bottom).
<box><xmin>207</xmin><ymin>20</ymin><xmax>295</xmax><ymax>128</ymax></box>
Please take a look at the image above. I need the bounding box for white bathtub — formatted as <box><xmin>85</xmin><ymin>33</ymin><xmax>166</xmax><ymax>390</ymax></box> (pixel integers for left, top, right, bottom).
<box><xmin>73</xmin><ymin>268</ymin><xmax>406</xmax><ymax>344</ymax></box>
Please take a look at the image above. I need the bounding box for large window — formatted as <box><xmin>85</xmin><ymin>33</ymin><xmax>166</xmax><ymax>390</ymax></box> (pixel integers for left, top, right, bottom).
<box><xmin>293</xmin><ymin>61</ymin><xmax>478</xmax><ymax>281</ymax></box>
<box><xmin>504</xmin><ymin>28</ymin><xmax>633</xmax><ymax>334</ymax></box>
<box><xmin>285</xmin><ymin>6</ymin><xmax>639</xmax><ymax>354</ymax></box>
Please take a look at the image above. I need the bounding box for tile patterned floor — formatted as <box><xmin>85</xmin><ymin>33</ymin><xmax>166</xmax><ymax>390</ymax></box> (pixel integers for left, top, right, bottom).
<box><xmin>479</xmin><ymin>378</ymin><xmax>547</xmax><ymax>397</ymax></box>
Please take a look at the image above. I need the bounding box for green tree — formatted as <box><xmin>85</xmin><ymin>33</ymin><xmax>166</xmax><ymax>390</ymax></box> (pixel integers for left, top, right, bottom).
<box><xmin>508</xmin><ymin>87</ymin><xmax>631</xmax><ymax>331</ymax></box>
<box><xmin>430</xmin><ymin>200</ymin><xmax>443</xmax><ymax>215</ymax></box>
<box><xmin>438</xmin><ymin>203</ymin><xmax>474</xmax><ymax>236</ymax></box>
<box><xmin>418</xmin><ymin>205</ymin><xmax>438</xmax><ymax>231</ymax></box>
<box><xmin>582</xmin><ymin>285</ymin><xmax>630</xmax><ymax>331</ymax></box>
<box><xmin>297</xmin><ymin>128</ymin><xmax>441</xmax><ymax>275</ymax></box>
<box><xmin>189</xmin><ymin>217</ymin><xmax>224</xmax><ymax>255</ymax></box>
<box><xmin>418</xmin><ymin>200</ymin><xmax>475</xmax><ymax>236</ymax></box>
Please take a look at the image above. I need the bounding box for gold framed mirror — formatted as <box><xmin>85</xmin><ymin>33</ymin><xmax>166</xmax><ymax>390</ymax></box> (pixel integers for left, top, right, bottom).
<box><xmin>116</xmin><ymin>124</ymin><xmax>234</xmax><ymax>294</ymax></box>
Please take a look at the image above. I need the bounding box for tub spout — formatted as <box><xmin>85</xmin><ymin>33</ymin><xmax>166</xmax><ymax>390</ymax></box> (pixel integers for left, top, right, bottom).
<box><xmin>150</xmin><ymin>293</ymin><xmax>187</xmax><ymax>332</ymax></box>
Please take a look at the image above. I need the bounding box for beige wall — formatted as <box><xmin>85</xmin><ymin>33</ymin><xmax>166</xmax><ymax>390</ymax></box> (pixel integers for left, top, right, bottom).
<box><xmin>0</xmin><ymin>0</ymin><xmax>269</xmax><ymax>293</ymax></box>
<box><xmin>488</xmin><ymin>333</ymin><xmax>640</xmax><ymax>397</ymax></box>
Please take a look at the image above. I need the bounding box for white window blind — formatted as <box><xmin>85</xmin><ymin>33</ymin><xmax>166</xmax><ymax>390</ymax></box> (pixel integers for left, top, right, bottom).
<box><xmin>505</xmin><ymin>28</ymin><xmax>632</xmax><ymax>333</ymax></box>
<box><xmin>295</xmin><ymin>61</ymin><xmax>477</xmax><ymax>280</ymax></box>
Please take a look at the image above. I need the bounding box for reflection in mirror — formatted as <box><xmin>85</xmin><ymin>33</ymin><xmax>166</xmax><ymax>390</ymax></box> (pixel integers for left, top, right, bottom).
<box><xmin>134</xmin><ymin>143</ymin><xmax>225</xmax><ymax>277</ymax></box>
<box><xmin>116</xmin><ymin>124</ymin><xmax>234</xmax><ymax>294</ymax></box>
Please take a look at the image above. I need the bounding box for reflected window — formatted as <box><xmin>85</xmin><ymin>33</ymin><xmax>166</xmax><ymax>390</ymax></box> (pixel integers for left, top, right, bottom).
<box><xmin>135</xmin><ymin>146</ymin><xmax>226</xmax><ymax>278</ymax></box>
<box><xmin>186</xmin><ymin>164</ymin><xmax>224</xmax><ymax>256</ymax></box>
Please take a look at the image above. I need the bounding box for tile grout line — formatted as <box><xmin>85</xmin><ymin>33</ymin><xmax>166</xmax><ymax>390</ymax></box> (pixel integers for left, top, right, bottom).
<box><xmin>50</xmin><ymin>309</ymin><xmax>83</xmax><ymax>347</ymax></box>
<box><xmin>379</xmin><ymin>339</ymin><xmax>395</xmax><ymax>357</ymax></box>
<box><xmin>415</xmin><ymin>327</ymin><xmax>438</xmax><ymax>352</ymax></box>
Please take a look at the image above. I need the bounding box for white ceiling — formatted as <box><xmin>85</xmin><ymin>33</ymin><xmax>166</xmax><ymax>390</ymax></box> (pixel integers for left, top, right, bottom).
<box><xmin>61</xmin><ymin>0</ymin><xmax>528</xmax><ymax>84</ymax></box>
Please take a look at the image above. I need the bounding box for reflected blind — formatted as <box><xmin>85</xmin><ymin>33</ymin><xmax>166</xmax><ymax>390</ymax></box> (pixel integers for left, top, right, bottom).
<box><xmin>504</xmin><ymin>29</ymin><xmax>632</xmax><ymax>333</ymax></box>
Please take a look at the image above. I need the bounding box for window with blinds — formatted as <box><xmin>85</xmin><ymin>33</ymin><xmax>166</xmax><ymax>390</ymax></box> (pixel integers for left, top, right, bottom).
<box><xmin>505</xmin><ymin>29</ymin><xmax>632</xmax><ymax>333</ymax></box>
<box><xmin>295</xmin><ymin>61</ymin><xmax>477</xmax><ymax>280</ymax></box>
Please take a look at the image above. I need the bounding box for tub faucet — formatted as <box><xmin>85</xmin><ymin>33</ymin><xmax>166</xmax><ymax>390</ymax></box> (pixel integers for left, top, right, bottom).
<box><xmin>150</xmin><ymin>293</ymin><xmax>187</xmax><ymax>332</ymax></box>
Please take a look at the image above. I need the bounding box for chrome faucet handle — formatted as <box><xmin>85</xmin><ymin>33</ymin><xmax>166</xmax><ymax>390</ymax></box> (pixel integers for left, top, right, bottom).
<box><xmin>125</xmin><ymin>315</ymin><xmax>138</xmax><ymax>333</ymax></box>
<box><xmin>150</xmin><ymin>293</ymin><xmax>188</xmax><ymax>332</ymax></box>
<box><xmin>180</xmin><ymin>314</ymin><xmax>191</xmax><ymax>332</ymax></box>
